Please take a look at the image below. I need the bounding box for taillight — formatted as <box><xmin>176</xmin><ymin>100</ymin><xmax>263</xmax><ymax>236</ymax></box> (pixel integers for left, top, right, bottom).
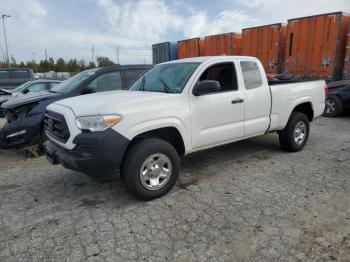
<box><xmin>324</xmin><ymin>84</ymin><xmax>328</xmax><ymax>97</ymax></box>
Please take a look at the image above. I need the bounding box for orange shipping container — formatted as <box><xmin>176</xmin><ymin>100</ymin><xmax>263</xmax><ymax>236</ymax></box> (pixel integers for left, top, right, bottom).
<box><xmin>343</xmin><ymin>20</ymin><xmax>350</xmax><ymax>80</ymax></box>
<box><xmin>242</xmin><ymin>23</ymin><xmax>287</xmax><ymax>74</ymax></box>
<box><xmin>204</xmin><ymin>33</ymin><xmax>242</xmax><ymax>56</ymax></box>
<box><xmin>178</xmin><ymin>38</ymin><xmax>205</xmax><ymax>59</ymax></box>
<box><xmin>285</xmin><ymin>12</ymin><xmax>350</xmax><ymax>81</ymax></box>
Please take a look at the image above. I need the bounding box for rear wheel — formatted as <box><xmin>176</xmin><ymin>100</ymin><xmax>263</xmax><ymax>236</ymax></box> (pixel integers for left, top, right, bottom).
<box><xmin>122</xmin><ymin>138</ymin><xmax>180</xmax><ymax>200</ymax></box>
<box><xmin>324</xmin><ymin>95</ymin><xmax>343</xmax><ymax>117</ymax></box>
<box><xmin>279</xmin><ymin>112</ymin><xmax>310</xmax><ymax>152</ymax></box>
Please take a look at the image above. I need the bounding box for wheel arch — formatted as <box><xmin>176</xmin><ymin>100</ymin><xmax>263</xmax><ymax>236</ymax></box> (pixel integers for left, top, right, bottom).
<box><xmin>124</xmin><ymin>126</ymin><xmax>187</xmax><ymax>157</ymax></box>
<box><xmin>292</xmin><ymin>102</ymin><xmax>314</xmax><ymax>122</ymax></box>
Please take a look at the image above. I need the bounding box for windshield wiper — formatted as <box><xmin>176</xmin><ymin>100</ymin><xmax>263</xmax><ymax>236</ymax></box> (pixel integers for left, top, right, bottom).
<box><xmin>157</xmin><ymin>76</ymin><xmax>171</xmax><ymax>93</ymax></box>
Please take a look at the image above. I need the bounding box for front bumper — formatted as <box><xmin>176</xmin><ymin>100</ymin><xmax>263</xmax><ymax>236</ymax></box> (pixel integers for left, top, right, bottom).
<box><xmin>43</xmin><ymin>128</ymin><xmax>130</xmax><ymax>173</ymax></box>
<box><xmin>0</xmin><ymin>113</ymin><xmax>43</xmax><ymax>149</ymax></box>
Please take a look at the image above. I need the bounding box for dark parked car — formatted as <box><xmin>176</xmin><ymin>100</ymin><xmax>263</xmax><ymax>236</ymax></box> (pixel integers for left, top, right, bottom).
<box><xmin>324</xmin><ymin>80</ymin><xmax>350</xmax><ymax>117</ymax></box>
<box><xmin>0</xmin><ymin>79</ymin><xmax>62</xmax><ymax>117</ymax></box>
<box><xmin>0</xmin><ymin>65</ymin><xmax>151</xmax><ymax>149</ymax></box>
<box><xmin>0</xmin><ymin>68</ymin><xmax>35</xmax><ymax>90</ymax></box>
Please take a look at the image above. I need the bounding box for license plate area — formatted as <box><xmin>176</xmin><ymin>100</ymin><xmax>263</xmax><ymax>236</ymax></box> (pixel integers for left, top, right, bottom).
<box><xmin>0</xmin><ymin>118</ymin><xmax>6</xmax><ymax>129</ymax></box>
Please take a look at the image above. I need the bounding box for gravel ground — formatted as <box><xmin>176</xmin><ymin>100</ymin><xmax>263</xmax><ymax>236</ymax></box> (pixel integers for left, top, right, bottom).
<box><xmin>0</xmin><ymin>116</ymin><xmax>349</xmax><ymax>261</ymax></box>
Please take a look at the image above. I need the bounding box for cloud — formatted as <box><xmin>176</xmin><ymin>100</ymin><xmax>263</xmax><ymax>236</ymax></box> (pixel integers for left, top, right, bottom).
<box><xmin>0</xmin><ymin>0</ymin><xmax>46</xmax><ymax>26</ymax></box>
<box><xmin>183</xmin><ymin>9</ymin><xmax>259</xmax><ymax>37</ymax></box>
<box><xmin>1</xmin><ymin>0</ymin><xmax>349</xmax><ymax>64</ymax></box>
<box><xmin>97</xmin><ymin>0</ymin><xmax>182</xmax><ymax>43</ymax></box>
<box><xmin>239</xmin><ymin>0</ymin><xmax>350</xmax><ymax>22</ymax></box>
<box><xmin>96</xmin><ymin>0</ymin><xmax>257</xmax><ymax>41</ymax></box>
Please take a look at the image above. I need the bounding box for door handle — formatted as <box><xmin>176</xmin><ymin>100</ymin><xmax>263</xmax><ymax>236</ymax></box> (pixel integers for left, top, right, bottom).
<box><xmin>231</xmin><ymin>98</ymin><xmax>244</xmax><ymax>104</ymax></box>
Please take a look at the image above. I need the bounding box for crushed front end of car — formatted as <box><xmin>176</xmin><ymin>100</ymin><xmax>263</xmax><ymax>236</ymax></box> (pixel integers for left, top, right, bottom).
<box><xmin>0</xmin><ymin>103</ymin><xmax>43</xmax><ymax>149</ymax></box>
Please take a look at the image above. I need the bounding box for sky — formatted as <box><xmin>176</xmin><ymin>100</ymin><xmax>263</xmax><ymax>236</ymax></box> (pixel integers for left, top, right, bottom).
<box><xmin>0</xmin><ymin>0</ymin><xmax>349</xmax><ymax>65</ymax></box>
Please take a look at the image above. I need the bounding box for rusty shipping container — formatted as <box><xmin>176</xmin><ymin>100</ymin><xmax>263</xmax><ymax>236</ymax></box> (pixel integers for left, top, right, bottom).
<box><xmin>178</xmin><ymin>38</ymin><xmax>206</xmax><ymax>59</ymax></box>
<box><xmin>241</xmin><ymin>23</ymin><xmax>287</xmax><ymax>74</ymax></box>
<box><xmin>285</xmin><ymin>12</ymin><xmax>350</xmax><ymax>81</ymax></box>
<box><xmin>343</xmin><ymin>20</ymin><xmax>350</xmax><ymax>80</ymax></box>
<box><xmin>204</xmin><ymin>33</ymin><xmax>242</xmax><ymax>56</ymax></box>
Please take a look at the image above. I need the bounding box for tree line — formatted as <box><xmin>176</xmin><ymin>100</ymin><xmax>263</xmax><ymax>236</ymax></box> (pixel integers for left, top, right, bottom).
<box><xmin>0</xmin><ymin>56</ymin><xmax>115</xmax><ymax>73</ymax></box>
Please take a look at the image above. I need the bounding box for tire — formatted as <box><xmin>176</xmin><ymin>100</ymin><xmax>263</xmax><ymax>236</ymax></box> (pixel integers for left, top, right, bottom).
<box><xmin>324</xmin><ymin>95</ymin><xmax>344</xmax><ymax>117</ymax></box>
<box><xmin>122</xmin><ymin>138</ymin><xmax>180</xmax><ymax>201</ymax></box>
<box><xmin>279</xmin><ymin>112</ymin><xmax>310</xmax><ymax>152</ymax></box>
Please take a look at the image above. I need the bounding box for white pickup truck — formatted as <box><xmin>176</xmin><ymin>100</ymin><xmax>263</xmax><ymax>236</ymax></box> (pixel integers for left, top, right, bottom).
<box><xmin>43</xmin><ymin>56</ymin><xmax>326</xmax><ymax>200</ymax></box>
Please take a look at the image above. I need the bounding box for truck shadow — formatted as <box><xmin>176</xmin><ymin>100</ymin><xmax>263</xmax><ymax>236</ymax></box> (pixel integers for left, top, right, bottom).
<box><xmin>0</xmin><ymin>133</ymin><xmax>282</xmax><ymax>210</ymax></box>
<box><xmin>178</xmin><ymin>133</ymin><xmax>281</xmax><ymax>189</ymax></box>
<box><xmin>342</xmin><ymin>109</ymin><xmax>350</xmax><ymax>117</ymax></box>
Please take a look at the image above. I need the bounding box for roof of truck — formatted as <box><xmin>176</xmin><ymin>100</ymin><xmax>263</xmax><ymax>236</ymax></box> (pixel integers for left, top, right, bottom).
<box><xmin>161</xmin><ymin>56</ymin><xmax>258</xmax><ymax>64</ymax></box>
<box><xmin>99</xmin><ymin>64</ymin><xmax>152</xmax><ymax>70</ymax></box>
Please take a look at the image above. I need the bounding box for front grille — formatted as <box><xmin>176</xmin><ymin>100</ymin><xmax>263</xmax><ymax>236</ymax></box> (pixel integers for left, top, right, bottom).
<box><xmin>44</xmin><ymin>110</ymin><xmax>70</xmax><ymax>143</ymax></box>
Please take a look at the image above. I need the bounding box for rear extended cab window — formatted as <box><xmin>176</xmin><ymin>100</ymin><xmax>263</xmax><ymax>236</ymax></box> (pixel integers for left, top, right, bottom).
<box><xmin>240</xmin><ymin>61</ymin><xmax>263</xmax><ymax>90</ymax></box>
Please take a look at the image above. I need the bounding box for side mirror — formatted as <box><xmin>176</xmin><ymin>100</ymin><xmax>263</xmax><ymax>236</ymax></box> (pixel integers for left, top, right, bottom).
<box><xmin>80</xmin><ymin>86</ymin><xmax>95</xmax><ymax>95</ymax></box>
<box><xmin>193</xmin><ymin>80</ymin><xmax>221</xmax><ymax>96</ymax></box>
<box><xmin>22</xmin><ymin>89</ymin><xmax>29</xmax><ymax>94</ymax></box>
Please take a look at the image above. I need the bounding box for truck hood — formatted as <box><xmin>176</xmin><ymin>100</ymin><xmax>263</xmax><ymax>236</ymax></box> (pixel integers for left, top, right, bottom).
<box><xmin>54</xmin><ymin>90</ymin><xmax>170</xmax><ymax>116</ymax></box>
<box><xmin>1</xmin><ymin>91</ymin><xmax>60</xmax><ymax>109</ymax></box>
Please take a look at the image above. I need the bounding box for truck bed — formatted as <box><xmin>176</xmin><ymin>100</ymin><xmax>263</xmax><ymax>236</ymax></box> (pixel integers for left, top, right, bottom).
<box><xmin>268</xmin><ymin>80</ymin><xmax>326</xmax><ymax>131</ymax></box>
<box><xmin>268</xmin><ymin>79</ymin><xmax>317</xmax><ymax>85</ymax></box>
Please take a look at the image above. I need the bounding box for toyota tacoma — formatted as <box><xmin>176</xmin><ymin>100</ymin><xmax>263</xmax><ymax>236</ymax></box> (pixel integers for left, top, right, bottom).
<box><xmin>43</xmin><ymin>56</ymin><xmax>326</xmax><ymax>200</ymax></box>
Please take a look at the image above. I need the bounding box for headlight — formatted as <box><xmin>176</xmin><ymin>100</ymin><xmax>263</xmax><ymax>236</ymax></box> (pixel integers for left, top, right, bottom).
<box><xmin>76</xmin><ymin>115</ymin><xmax>122</xmax><ymax>132</ymax></box>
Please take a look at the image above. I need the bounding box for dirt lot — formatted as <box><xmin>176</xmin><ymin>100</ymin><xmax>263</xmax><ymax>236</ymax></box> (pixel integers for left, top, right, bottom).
<box><xmin>0</xmin><ymin>116</ymin><xmax>349</xmax><ymax>261</ymax></box>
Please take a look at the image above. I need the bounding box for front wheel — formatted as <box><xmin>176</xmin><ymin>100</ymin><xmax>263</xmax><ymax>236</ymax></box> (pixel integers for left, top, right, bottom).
<box><xmin>122</xmin><ymin>138</ymin><xmax>180</xmax><ymax>200</ymax></box>
<box><xmin>279</xmin><ymin>112</ymin><xmax>310</xmax><ymax>152</ymax></box>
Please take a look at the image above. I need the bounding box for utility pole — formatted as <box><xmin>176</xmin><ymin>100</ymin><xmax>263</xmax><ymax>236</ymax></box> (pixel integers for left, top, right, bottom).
<box><xmin>45</xmin><ymin>49</ymin><xmax>48</xmax><ymax>61</ymax></box>
<box><xmin>32</xmin><ymin>52</ymin><xmax>37</xmax><ymax>72</ymax></box>
<box><xmin>2</xmin><ymin>14</ymin><xmax>11</xmax><ymax>68</ymax></box>
<box><xmin>91</xmin><ymin>44</ymin><xmax>95</xmax><ymax>65</ymax></box>
<box><xmin>116</xmin><ymin>46</ymin><xmax>120</xmax><ymax>64</ymax></box>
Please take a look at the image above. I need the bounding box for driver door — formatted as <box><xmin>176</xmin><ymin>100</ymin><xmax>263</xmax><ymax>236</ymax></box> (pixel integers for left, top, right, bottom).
<box><xmin>189</xmin><ymin>62</ymin><xmax>245</xmax><ymax>150</ymax></box>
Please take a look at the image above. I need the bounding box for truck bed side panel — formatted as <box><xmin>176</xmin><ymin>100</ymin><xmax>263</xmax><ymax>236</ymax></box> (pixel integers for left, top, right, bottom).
<box><xmin>268</xmin><ymin>80</ymin><xmax>325</xmax><ymax>131</ymax></box>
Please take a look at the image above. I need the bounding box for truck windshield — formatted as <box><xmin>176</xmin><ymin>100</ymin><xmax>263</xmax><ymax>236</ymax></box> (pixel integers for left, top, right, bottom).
<box><xmin>51</xmin><ymin>69</ymin><xmax>97</xmax><ymax>94</ymax></box>
<box><xmin>129</xmin><ymin>62</ymin><xmax>200</xmax><ymax>93</ymax></box>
